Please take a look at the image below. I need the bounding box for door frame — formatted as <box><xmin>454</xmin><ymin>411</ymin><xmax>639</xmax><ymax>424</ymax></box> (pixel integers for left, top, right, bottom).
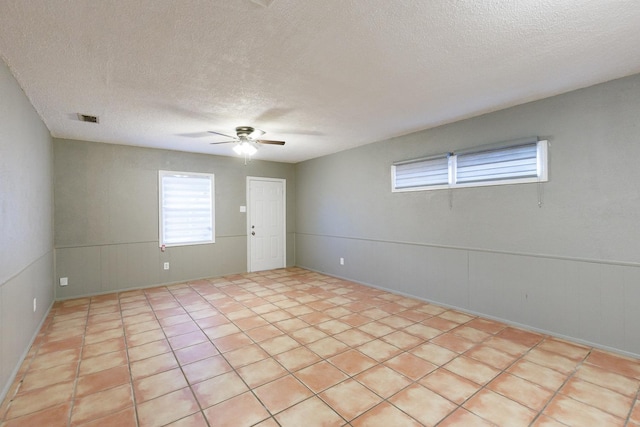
<box><xmin>246</xmin><ymin>176</ymin><xmax>287</xmax><ymax>272</ymax></box>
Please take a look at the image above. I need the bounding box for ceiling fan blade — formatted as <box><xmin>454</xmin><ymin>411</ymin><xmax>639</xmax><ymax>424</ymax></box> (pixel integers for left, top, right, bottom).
<box><xmin>256</xmin><ymin>139</ymin><xmax>285</xmax><ymax>145</ymax></box>
<box><xmin>209</xmin><ymin>141</ymin><xmax>236</xmax><ymax>145</ymax></box>
<box><xmin>208</xmin><ymin>130</ymin><xmax>236</xmax><ymax>139</ymax></box>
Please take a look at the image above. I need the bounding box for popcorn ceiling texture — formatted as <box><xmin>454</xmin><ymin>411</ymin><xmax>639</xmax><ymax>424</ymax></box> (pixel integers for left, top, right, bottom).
<box><xmin>0</xmin><ymin>0</ymin><xmax>639</xmax><ymax>162</ymax></box>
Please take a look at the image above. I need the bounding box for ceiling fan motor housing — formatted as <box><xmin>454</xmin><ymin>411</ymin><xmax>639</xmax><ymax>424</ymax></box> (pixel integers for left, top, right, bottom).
<box><xmin>236</xmin><ymin>126</ymin><xmax>255</xmax><ymax>138</ymax></box>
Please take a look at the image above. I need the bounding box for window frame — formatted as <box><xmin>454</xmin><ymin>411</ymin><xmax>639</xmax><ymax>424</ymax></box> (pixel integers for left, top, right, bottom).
<box><xmin>158</xmin><ymin>170</ymin><xmax>215</xmax><ymax>248</ymax></box>
<box><xmin>391</xmin><ymin>139</ymin><xmax>548</xmax><ymax>192</ymax></box>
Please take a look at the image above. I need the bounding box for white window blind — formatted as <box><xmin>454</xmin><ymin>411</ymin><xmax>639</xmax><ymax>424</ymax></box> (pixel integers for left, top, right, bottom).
<box><xmin>392</xmin><ymin>155</ymin><xmax>450</xmax><ymax>191</ymax></box>
<box><xmin>159</xmin><ymin>171</ymin><xmax>215</xmax><ymax>247</ymax></box>
<box><xmin>392</xmin><ymin>138</ymin><xmax>547</xmax><ymax>192</ymax></box>
<box><xmin>455</xmin><ymin>142</ymin><xmax>539</xmax><ymax>184</ymax></box>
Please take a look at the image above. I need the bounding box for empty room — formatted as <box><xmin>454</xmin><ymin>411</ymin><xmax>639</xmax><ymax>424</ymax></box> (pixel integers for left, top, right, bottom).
<box><xmin>1</xmin><ymin>1</ymin><xmax>639</xmax><ymax>426</ymax></box>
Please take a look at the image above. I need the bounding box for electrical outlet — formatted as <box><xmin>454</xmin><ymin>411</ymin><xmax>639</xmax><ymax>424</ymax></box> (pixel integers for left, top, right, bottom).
<box><xmin>59</xmin><ymin>277</ymin><xmax>68</xmax><ymax>286</ymax></box>
<box><xmin>340</xmin><ymin>257</ymin><xmax>344</xmax><ymax>266</ymax></box>
<box><xmin>33</xmin><ymin>298</ymin><xmax>37</xmax><ymax>312</ymax></box>
<box><xmin>163</xmin><ymin>262</ymin><xmax>170</xmax><ymax>270</ymax></box>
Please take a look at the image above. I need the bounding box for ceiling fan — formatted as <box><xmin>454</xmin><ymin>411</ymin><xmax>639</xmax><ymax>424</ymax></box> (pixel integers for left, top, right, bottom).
<box><xmin>209</xmin><ymin>126</ymin><xmax>285</xmax><ymax>157</ymax></box>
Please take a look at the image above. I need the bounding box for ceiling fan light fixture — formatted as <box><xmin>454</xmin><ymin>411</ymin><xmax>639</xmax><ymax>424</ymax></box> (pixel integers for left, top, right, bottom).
<box><xmin>233</xmin><ymin>141</ymin><xmax>258</xmax><ymax>156</ymax></box>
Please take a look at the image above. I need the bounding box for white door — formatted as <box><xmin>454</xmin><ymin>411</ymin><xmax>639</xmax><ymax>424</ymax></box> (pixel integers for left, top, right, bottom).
<box><xmin>247</xmin><ymin>177</ymin><xmax>286</xmax><ymax>272</ymax></box>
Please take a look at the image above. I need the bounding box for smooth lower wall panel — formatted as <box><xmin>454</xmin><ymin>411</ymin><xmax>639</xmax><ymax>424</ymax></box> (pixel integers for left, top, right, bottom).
<box><xmin>56</xmin><ymin>236</ymin><xmax>247</xmax><ymax>299</ymax></box>
<box><xmin>296</xmin><ymin>233</ymin><xmax>640</xmax><ymax>357</ymax></box>
<box><xmin>467</xmin><ymin>252</ymin><xmax>640</xmax><ymax>354</ymax></box>
<box><xmin>1</xmin><ymin>252</ymin><xmax>54</xmax><ymax>399</ymax></box>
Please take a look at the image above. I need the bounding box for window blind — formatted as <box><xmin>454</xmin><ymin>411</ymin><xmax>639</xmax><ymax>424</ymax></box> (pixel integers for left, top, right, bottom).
<box><xmin>455</xmin><ymin>143</ymin><xmax>538</xmax><ymax>184</ymax></box>
<box><xmin>160</xmin><ymin>172</ymin><xmax>214</xmax><ymax>246</ymax></box>
<box><xmin>393</xmin><ymin>155</ymin><xmax>450</xmax><ymax>190</ymax></box>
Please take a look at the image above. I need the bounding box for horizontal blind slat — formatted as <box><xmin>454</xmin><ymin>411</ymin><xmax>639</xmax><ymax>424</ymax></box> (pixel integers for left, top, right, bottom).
<box><xmin>160</xmin><ymin>173</ymin><xmax>214</xmax><ymax>245</ymax></box>
<box><xmin>394</xmin><ymin>156</ymin><xmax>449</xmax><ymax>189</ymax></box>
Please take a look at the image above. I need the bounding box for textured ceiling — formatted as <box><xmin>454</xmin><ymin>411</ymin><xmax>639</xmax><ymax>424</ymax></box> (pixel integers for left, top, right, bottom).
<box><xmin>1</xmin><ymin>1</ymin><xmax>639</xmax><ymax>163</ymax></box>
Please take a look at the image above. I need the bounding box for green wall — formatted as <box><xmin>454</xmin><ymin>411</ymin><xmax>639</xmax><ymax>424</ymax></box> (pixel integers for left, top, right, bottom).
<box><xmin>295</xmin><ymin>74</ymin><xmax>640</xmax><ymax>357</ymax></box>
<box><xmin>54</xmin><ymin>139</ymin><xmax>296</xmax><ymax>299</ymax></box>
<box><xmin>0</xmin><ymin>60</ymin><xmax>55</xmax><ymax>402</ymax></box>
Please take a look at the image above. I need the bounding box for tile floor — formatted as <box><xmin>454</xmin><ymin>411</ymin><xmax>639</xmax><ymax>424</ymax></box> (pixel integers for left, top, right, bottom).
<box><xmin>1</xmin><ymin>268</ymin><xmax>639</xmax><ymax>426</ymax></box>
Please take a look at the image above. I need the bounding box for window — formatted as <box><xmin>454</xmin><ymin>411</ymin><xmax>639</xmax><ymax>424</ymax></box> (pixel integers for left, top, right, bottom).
<box><xmin>159</xmin><ymin>170</ymin><xmax>215</xmax><ymax>247</ymax></box>
<box><xmin>392</xmin><ymin>154</ymin><xmax>450</xmax><ymax>191</ymax></box>
<box><xmin>392</xmin><ymin>138</ymin><xmax>547</xmax><ymax>192</ymax></box>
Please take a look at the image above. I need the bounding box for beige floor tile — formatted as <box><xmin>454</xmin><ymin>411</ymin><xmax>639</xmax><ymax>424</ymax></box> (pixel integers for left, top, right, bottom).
<box><xmin>18</xmin><ymin>361</ymin><xmax>78</xmax><ymax>393</ymax></box>
<box><xmin>295</xmin><ymin>361</ymin><xmax>349</xmax><ymax>393</ymax></box>
<box><xmin>133</xmin><ymin>368</ymin><xmax>189</xmax><ymax>403</ymax></box>
<box><xmin>1</xmin><ymin>403</ymin><xmax>71</xmax><ymax>427</ymax></box>
<box><xmin>488</xmin><ymin>373</ymin><xmax>554</xmax><ymax>411</ymax></box>
<box><xmin>352</xmin><ymin>402</ymin><xmax>422</xmax><ymax>427</ymax></box>
<box><xmin>275</xmin><ymin>396</ymin><xmax>344</xmax><ymax>427</ymax></box>
<box><xmin>237</xmin><ymin>357</ymin><xmax>288</xmax><ymax>388</ymax></box>
<box><xmin>444</xmin><ymin>356</ymin><xmax>500</xmax><ymax>385</ymax></box>
<box><xmin>573</xmin><ymin>364</ymin><xmax>639</xmax><ymax>397</ymax></box>
<box><xmin>524</xmin><ymin>348</ymin><xmax>581</xmax><ymax>375</ymax></box>
<box><xmin>166</xmin><ymin>411</ymin><xmax>209</xmax><ymax>427</ymax></box>
<box><xmin>411</xmin><ymin>342</ymin><xmax>457</xmax><ymax>365</ymax></box>
<box><xmin>438</xmin><ymin>408</ymin><xmax>494</xmax><ymax>427</ymax></box>
<box><xmin>356</xmin><ymin>339</ymin><xmax>402</xmax><ymax>362</ymax></box>
<box><xmin>137</xmin><ymin>387</ymin><xmax>200</xmax><ymax>427</ymax></box>
<box><xmin>497</xmin><ymin>327</ymin><xmax>544</xmax><ymax>347</ymax></box>
<box><xmin>29</xmin><ymin>348</ymin><xmax>81</xmax><ymax>371</ymax></box>
<box><xmin>254</xmin><ymin>375</ymin><xmax>313</xmax><ymax>414</ymax></box>
<box><xmin>70</xmin><ymin>383</ymin><xmax>133</xmax><ymax>425</ymax></box>
<box><xmin>559</xmin><ymin>377</ymin><xmax>633</xmax><ymax>418</ymax></box>
<box><xmin>307</xmin><ymin>336</ymin><xmax>349</xmax><ymax>358</ymax></box>
<box><xmin>245</xmin><ymin>324</ymin><xmax>284</xmax><ymax>342</ymax></box>
<box><xmin>174</xmin><ymin>341</ymin><xmax>219</xmax><ymax>365</ymax></box>
<box><xmin>130</xmin><ymin>352</ymin><xmax>179</xmax><ymax>380</ymax></box>
<box><xmin>420</xmin><ymin>368</ymin><xmax>482</xmax><ymax>404</ymax></box>
<box><xmin>431</xmin><ymin>332</ymin><xmax>476</xmax><ymax>353</ymax></box>
<box><xmin>128</xmin><ymin>339</ymin><xmax>172</xmax><ymax>362</ymax></box>
<box><xmin>274</xmin><ymin>346</ymin><xmax>321</xmax><ymax>371</ymax></box>
<box><xmin>543</xmin><ymin>394</ymin><xmax>625</xmax><ymax>427</ymax></box>
<box><xmin>5</xmin><ymin>381</ymin><xmax>74</xmax><ymax>420</ymax></box>
<box><xmin>75</xmin><ymin>365</ymin><xmax>131</xmax><ymax>397</ymax></box>
<box><xmin>202</xmin><ymin>391</ymin><xmax>270</xmax><ymax>427</ymax></box>
<box><xmin>211</xmin><ymin>332</ymin><xmax>253</xmax><ymax>352</ymax></box>
<box><xmin>389</xmin><ymin>383</ymin><xmax>457</xmax><ymax>426</ymax></box>
<box><xmin>181</xmin><ymin>355</ymin><xmax>232</xmax><ymax>384</ymax></box>
<box><xmin>451</xmin><ymin>325</ymin><xmax>491</xmax><ymax>343</ymax></box>
<box><xmin>586</xmin><ymin>350</ymin><xmax>640</xmax><ymax>380</ymax></box>
<box><xmin>259</xmin><ymin>335</ymin><xmax>301</xmax><ymax>355</ymax></box>
<box><xmin>465</xmin><ymin>318</ymin><xmax>506</xmax><ymax>334</ymax></box>
<box><xmin>319</xmin><ymin>379</ymin><xmax>382</xmax><ymax>421</ymax></box>
<box><xmin>464</xmin><ymin>389</ymin><xmax>537</xmax><ymax>427</ymax></box>
<box><xmin>465</xmin><ymin>344</ymin><xmax>515</xmax><ymax>370</ymax></box>
<box><xmin>328</xmin><ymin>349</ymin><xmax>377</xmax><ymax>376</ymax></box>
<box><xmin>507</xmin><ymin>359</ymin><xmax>569</xmax><ymax>390</ymax></box>
<box><xmin>355</xmin><ymin>365</ymin><xmax>412</xmax><ymax>398</ymax></box>
<box><xmin>225</xmin><ymin>343</ymin><xmax>269</xmax><ymax>368</ymax></box>
<box><xmin>538</xmin><ymin>337</ymin><xmax>590</xmax><ymax>361</ymax></box>
<box><xmin>191</xmin><ymin>371</ymin><xmax>248</xmax><ymax>409</ymax></box>
<box><xmin>380</xmin><ymin>330</ymin><xmax>422</xmax><ymax>350</ymax></box>
<box><xmin>386</xmin><ymin>352</ymin><xmax>437</xmax><ymax>380</ymax></box>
